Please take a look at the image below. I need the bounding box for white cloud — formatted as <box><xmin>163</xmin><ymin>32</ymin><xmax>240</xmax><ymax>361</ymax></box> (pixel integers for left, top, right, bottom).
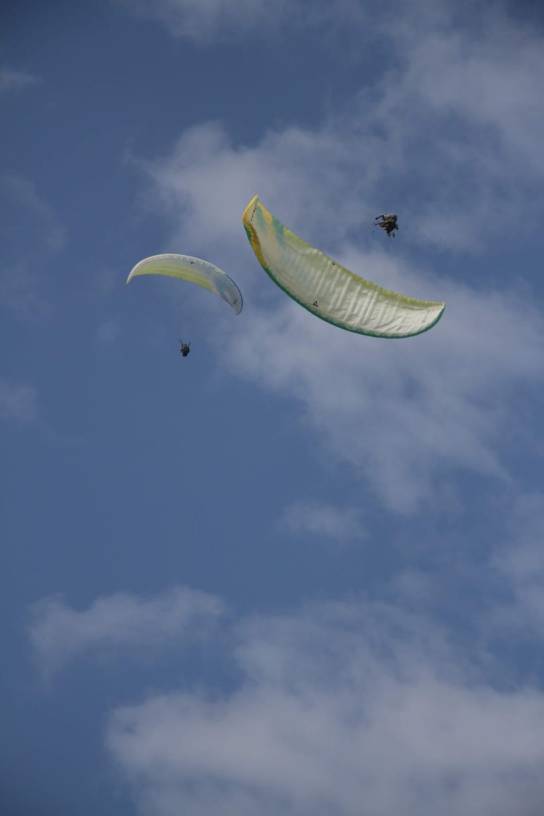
<box><xmin>369</xmin><ymin>4</ymin><xmax>544</xmax><ymax>248</ymax></box>
<box><xmin>136</xmin><ymin>2</ymin><xmax>544</xmax><ymax>250</ymax></box>
<box><xmin>140</xmin><ymin>122</ymin><xmax>360</xmax><ymax>259</ymax></box>
<box><xmin>399</xmin><ymin>10</ymin><xmax>544</xmax><ymax>173</ymax></box>
<box><xmin>490</xmin><ymin>494</ymin><xmax>544</xmax><ymax>636</ymax></box>
<box><xmin>96</xmin><ymin>319</ymin><xmax>121</xmax><ymax>344</ymax></box>
<box><xmin>141</xmin><ymin>0</ymin><xmax>544</xmax><ymax>253</ymax></box>
<box><xmin>107</xmin><ymin>598</ymin><xmax>544</xmax><ymax>816</ymax></box>
<box><xmin>76</xmin><ymin>7</ymin><xmax>544</xmax><ymax>812</ymax></box>
<box><xmin>139</xmin><ymin>119</ymin><xmax>544</xmax><ymax>512</ymax></box>
<box><xmin>0</xmin><ymin>378</ymin><xmax>37</xmax><ymax>423</ymax></box>
<box><xmin>282</xmin><ymin>501</ymin><xmax>365</xmax><ymax>543</ymax></box>
<box><xmin>117</xmin><ymin>0</ymin><xmax>274</xmax><ymax>40</ymax></box>
<box><xmin>117</xmin><ymin>0</ymin><xmax>364</xmax><ymax>43</ymax></box>
<box><xmin>132</xmin><ymin>3</ymin><xmax>544</xmax><ymax>513</ymax></box>
<box><xmin>0</xmin><ymin>262</ymin><xmax>53</xmax><ymax>321</ymax></box>
<box><xmin>1</xmin><ymin>175</ymin><xmax>65</xmax><ymax>252</ymax></box>
<box><xmin>225</xmin><ymin>271</ymin><xmax>544</xmax><ymax>512</ymax></box>
<box><xmin>0</xmin><ymin>175</ymin><xmax>65</xmax><ymax>320</ymax></box>
<box><xmin>0</xmin><ymin>68</ymin><xmax>40</xmax><ymax>93</ymax></box>
<box><xmin>29</xmin><ymin>587</ymin><xmax>224</xmax><ymax>676</ymax></box>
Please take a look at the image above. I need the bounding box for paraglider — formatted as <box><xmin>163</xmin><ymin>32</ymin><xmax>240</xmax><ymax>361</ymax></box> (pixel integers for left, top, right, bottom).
<box><xmin>127</xmin><ymin>254</ymin><xmax>243</xmax><ymax>314</ymax></box>
<box><xmin>375</xmin><ymin>213</ymin><xmax>399</xmax><ymax>237</ymax></box>
<box><xmin>179</xmin><ymin>341</ymin><xmax>191</xmax><ymax>357</ymax></box>
<box><xmin>242</xmin><ymin>195</ymin><xmax>444</xmax><ymax>339</ymax></box>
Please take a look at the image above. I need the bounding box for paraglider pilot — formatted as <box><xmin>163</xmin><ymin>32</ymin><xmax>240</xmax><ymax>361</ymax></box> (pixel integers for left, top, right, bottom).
<box><xmin>179</xmin><ymin>341</ymin><xmax>191</xmax><ymax>357</ymax></box>
<box><xmin>375</xmin><ymin>213</ymin><xmax>399</xmax><ymax>237</ymax></box>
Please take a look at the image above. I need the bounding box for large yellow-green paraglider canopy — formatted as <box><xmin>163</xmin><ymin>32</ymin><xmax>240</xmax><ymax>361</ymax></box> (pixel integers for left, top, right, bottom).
<box><xmin>127</xmin><ymin>254</ymin><xmax>243</xmax><ymax>314</ymax></box>
<box><xmin>242</xmin><ymin>196</ymin><xmax>444</xmax><ymax>338</ymax></box>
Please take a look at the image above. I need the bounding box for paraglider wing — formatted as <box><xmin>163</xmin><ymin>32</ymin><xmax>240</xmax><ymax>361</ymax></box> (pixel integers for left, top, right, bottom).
<box><xmin>242</xmin><ymin>196</ymin><xmax>444</xmax><ymax>338</ymax></box>
<box><xmin>127</xmin><ymin>254</ymin><xmax>243</xmax><ymax>314</ymax></box>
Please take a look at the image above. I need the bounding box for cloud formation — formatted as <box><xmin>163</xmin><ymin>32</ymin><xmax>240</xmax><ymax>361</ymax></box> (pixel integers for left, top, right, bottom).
<box><xmin>0</xmin><ymin>175</ymin><xmax>65</xmax><ymax>320</ymax></box>
<box><xmin>0</xmin><ymin>378</ymin><xmax>38</xmax><ymax>423</ymax></box>
<box><xmin>117</xmin><ymin>0</ymin><xmax>364</xmax><ymax>43</ymax></box>
<box><xmin>141</xmin><ymin>0</ymin><xmax>544</xmax><ymax>249</ymax></box>
<box><xmin>282</xmin><ymin>501</ymin><xmax>365</xmax><ymax>543</ymax></box>
<box><xmin>134</xmin><ymin>0</ymin><xmax>544</xmax><ymax>512</ymax></box>
<box><xmin>29</xmin><ymin>587</ymin><xmax>224</xmax><ymax>676</ymax></box>
<box><xmin>107</xmin><ymin>597</ymin><xmax>544</xmax><ymax>816</ymax></box>
<box><xmin>490</xmin><ymin>493</ymin><xmax>544</xmax><ymax>639</ymax></box>
<box><xmin>96</xmin><ymin>319</ymin><xmax>121</xmax><ymax>344</ymax></box>
<box><xmin>143</xmin><ymin>121</ymin><xmax>544</xmax><ymax>511</ymax></box>
<box><xmin>0</xmin><ymin>68</ymin><xmax>40</xmax><ymax>93</ymax></box>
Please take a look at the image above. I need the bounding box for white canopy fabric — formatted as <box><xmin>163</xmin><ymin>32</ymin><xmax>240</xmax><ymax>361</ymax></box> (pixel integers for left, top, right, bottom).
<box><xmin>242</xmin><ymin>196</ymin><xmax>445</xmax><ymax>338</ymax></box>
<box><xmin>127</xmin><ymin>254</ymin><xmax>243</xmax><ymax>315</ymax></box>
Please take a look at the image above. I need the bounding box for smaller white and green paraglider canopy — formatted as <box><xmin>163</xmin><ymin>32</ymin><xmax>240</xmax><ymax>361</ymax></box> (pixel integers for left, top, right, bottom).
<box><xmin>242</xmin><ymin>195</ymin><xmax>444</xmax><ymax>338</ymax></box>
<box><xmin>127</xmin><ymin>254</ymin><xmax>243</xmax><ymax>314</ymax></box>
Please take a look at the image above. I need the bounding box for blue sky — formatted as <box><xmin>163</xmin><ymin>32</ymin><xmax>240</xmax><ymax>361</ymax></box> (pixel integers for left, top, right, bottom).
<box><xmin>3</xmin><ymin>1</ymin><xmax>544</xmax><ymax>813</ymax></box>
